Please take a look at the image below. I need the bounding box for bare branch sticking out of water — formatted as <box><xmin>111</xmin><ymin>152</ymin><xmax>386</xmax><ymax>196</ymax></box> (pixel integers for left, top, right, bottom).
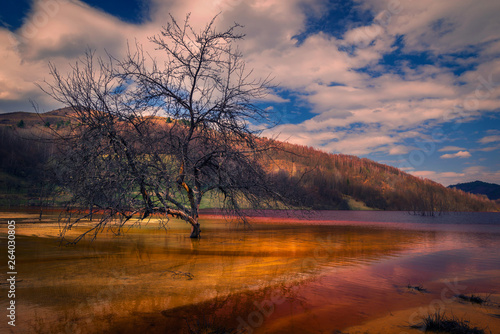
<box><xmin>456</xmin><ymin>293</ymin><xmax>490</xmax><ymax>305</ymax></box>
<box><xmin>407</xmin><ymin>284</ymin><xmax>428</xmax><ymax>293</ymax></box>
<box><xmin>161</xmin><ymin>270</ymin><xmax>194</xmax><ymax>280</ymax></box>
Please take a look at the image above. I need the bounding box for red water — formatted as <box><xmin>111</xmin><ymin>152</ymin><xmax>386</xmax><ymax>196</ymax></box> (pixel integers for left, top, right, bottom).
<box><xmin>1</xmin><ymin>210</ymin><xmax>499</xmax><ymax>333</ymax></box>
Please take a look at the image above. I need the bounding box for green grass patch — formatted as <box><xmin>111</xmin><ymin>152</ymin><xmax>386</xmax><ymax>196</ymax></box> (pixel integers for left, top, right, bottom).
<box><xmin>345</xmin><ymin>196</ymin><xmax>377</xmax><ymax>211</ymax></box>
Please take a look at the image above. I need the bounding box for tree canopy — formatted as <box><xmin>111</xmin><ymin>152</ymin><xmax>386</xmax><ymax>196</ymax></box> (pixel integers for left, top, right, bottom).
<box><xmin>41</xmin><ymin>14</ymin><xmax>289</xmax><ymax>241</ymax></box>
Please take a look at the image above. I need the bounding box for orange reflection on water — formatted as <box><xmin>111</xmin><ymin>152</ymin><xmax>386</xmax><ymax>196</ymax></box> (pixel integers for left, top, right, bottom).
<box><xmin>1</xmin><ymin>211</ymin><xmax>500</xmax><ymax>333</ymax></box>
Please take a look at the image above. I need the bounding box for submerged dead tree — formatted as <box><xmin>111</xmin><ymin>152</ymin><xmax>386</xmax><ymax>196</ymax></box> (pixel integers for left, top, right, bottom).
<box><xmin>40</xmin><ymin>14</ymin><xmax>290</xmax><ymax>241</ymax></box>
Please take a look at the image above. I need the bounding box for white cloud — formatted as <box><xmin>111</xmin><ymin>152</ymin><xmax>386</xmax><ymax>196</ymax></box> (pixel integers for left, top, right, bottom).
<box><xmin>0</xmin><ymin>0</ymin><xmax>159</xmax><ymax>112</ymax></box>
<box><xmin>358</xmin><ymin>0</ymin><xmax>500</xmax><ymax>54</ymax></box>
<box><xmin>478</xmin><ymin>135</ymin><xmax>500</xmax><ymax>144</ymax></box>
<box><xmin>0</xmin><ymin>0</ymin><xmax>311</xmax><ymax>113</ymax></box>
<box><xmin>411</xmin><ymin>170</ymin><xmax>466</xmax><ymax>186</ymax></box>
<box><xmin>251</xmin><ymin>1</ymin><xmax>499</xmax><ymax>157</ymax></box>
<box><xmin>438</xmin><ymin>146</ymin><xmax>466</xmax><ymax>152</ymax></box>
<box><xmin>388</xmin><ymin>145</ymin><xmax>410</xmax><ymax>155</ymax></box>
<box><xmin>474</xmin><ymin>145</ymin><xmax>500</xmax><ymax>152</ymax></box>
<box><xmin>440</xmin><ymin>151</ymin><xmax>472</xmax><ymax>159</ymax></box>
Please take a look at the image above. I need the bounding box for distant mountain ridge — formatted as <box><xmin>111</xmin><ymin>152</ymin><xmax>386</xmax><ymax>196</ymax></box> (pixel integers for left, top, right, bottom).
<box><xmin>448</xmin><ymin>181</ymin><xmax>500</xmax><ymax>200</ymax></box>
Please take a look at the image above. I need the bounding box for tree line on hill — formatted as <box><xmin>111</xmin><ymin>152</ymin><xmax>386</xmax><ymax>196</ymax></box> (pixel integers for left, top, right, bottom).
<box><xmin>266</xmin><ymin>140</ymin><xmax>498</xmax><ymax>213</ymax></box>
<box><xmin>0</xmin><ymin>118</ymin><xmax>497</xmax><ymax>213</ymax></box>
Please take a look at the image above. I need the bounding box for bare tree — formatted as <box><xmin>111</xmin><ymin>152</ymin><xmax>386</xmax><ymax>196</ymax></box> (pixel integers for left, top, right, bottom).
<box><xmin>40</xmin><ymin>14</ymin><xmax>291</xmax><ymax>241</ymax></box>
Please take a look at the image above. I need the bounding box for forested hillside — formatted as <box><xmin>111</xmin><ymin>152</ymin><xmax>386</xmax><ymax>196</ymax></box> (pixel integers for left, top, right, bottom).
<box><xmin>0</xmin><ymin>109</ymin><xmax>497</xmax><ymax>212</ymax></box>
<box><xmin>266</xmin><ymin>141</ymin><xmax>498</xmax><ymax>212</ymax></box>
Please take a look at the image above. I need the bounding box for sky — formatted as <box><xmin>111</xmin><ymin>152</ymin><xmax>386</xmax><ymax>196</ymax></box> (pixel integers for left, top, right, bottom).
<box><xmin>1</xmin><ymin>0</ymin><xmax>499</xmax><ymax>186</ymax></box>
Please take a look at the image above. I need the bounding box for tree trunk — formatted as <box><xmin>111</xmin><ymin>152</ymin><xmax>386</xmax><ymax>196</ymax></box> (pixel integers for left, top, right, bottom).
<box><xmin>189</xmin><ymin>222</ymin><xmax>201</xmax><ymax>238</ymax></box>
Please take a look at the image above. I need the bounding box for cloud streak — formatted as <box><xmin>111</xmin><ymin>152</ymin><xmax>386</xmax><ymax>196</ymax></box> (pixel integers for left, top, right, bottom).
<box><xmin>478</xmin><ymin>135</ymin><xmax>500</xmax><ymax>144</ymax></box>
<box><xmin>440</xmin><ymin>151</ymin><xmax>472</xmax><ymax>159</ymax></box>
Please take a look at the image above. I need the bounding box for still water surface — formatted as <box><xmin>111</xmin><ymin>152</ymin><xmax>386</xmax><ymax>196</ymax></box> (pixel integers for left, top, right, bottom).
<box><xmin>1</xmin><ymin>210</ymin><xmax>500</xmax><ymax>333</ymax></box>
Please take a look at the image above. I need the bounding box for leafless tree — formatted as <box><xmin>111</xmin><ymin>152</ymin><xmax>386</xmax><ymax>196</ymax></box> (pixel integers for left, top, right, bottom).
<box><xmin>40</xmin><ymin>14</ymin><xmax>292</xmax><ymax>241</ymax></box>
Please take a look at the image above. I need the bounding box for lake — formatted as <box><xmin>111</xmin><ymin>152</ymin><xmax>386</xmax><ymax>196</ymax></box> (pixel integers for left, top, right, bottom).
<box><xmin>1</xmin><ymin>210</ymin><xmax>500</xmax><ymax>333</ymax></box>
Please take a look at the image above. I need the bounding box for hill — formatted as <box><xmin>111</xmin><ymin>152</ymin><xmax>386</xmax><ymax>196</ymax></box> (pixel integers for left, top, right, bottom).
<box><xmin>0</xmin><ymin>109</ymin><xmax>498</xmax><ymax>212</ymax></box>
<box><xmin>265</xmin><ymin>141</ymin><xmax>498</xmax><ymax>212</ymax></box>
<box><xmin>0</xmin><ymin>108</ymin><xmax>73</xmax><ymax>128</ymax></box>
<box><xmin>448</xmin><ymin>181</ymin><xmax>500</xmax><ymax>201</ymax></box>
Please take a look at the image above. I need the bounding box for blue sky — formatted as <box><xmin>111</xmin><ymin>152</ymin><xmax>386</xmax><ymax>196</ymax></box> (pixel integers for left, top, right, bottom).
<box><xmin>1</xmin><ymin>0</ymin><xmax>499</xmax><ymax>185</ymax></box>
